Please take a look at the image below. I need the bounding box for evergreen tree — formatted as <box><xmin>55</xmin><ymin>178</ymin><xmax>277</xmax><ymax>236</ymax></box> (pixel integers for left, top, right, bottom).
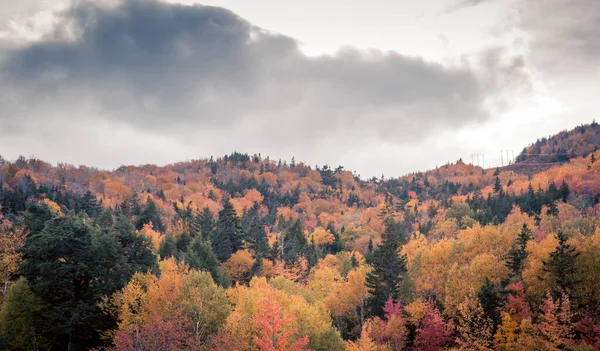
<box><xmin>175</xmin><ymin>232</ymin><xmax>192</xmax><ymax>253</ymax></box>
<box><xmin>366</xmin><ymin>207</ymin><xmax>407</xmax><ymax>317</ymax></box>
<box><xmin>79</xmin><ymin>190</ymin><xmax>101</xmax><ymax>218</ymax></box>
<box><xmin>111</xmin><ymin>215</ymin><xmax>158</xmax><ymax>275</ymax></box>
<box><xmin>197</xmin><ymin>206</ymin><xmax>215</xmax><ymax>239</ymax></box>
<box><xmin>0</xmin><ymin>277</ymin><xmax>49</xmax><ymax>350</ymax></box>
<box><xmin>506</xmin><ymin>224</ymin><xmax>533</xmax><ymax>280</ymax></box>
<box><xmin>541</xmin><ymin>230</ymin><xmax>580</xmax><ymax>299</ymax></box>
<box><xmin>135</xmin><ymin>197</ymin><xmax>164</xmax><ymax>232</ymax></box>
<box><xmin>19</xmin><ymin>214</ymin><xmax>130</xmax><ymax>350</ymax></box>
<box><xmin>560</xmin><ymin>181</ymin><xmax>570</xmax><ymax>202</ymax></box>
<box><xmin>184</xmin><ymin>238</ymin><xmax>229</xmax><ymax>287</ymax></box>
<box><xmin>282</xmin><ymin>219</ymin><xmax>308</xmax><ymax>263</ymax></box>
<box><xmin>96</xmin><ymin>208</ymin><xmax>114</xmax><ymax>228</ymax></box>
<box><xmin>245</xmin><ymin>204</ymin><xmax>268</xmax><ymax>258</ymax></box>
<box><xmin>477</xmin><ymin>278</ymin><xmax>503</xmax><ymax>330</ymax></box>
<box><xmin>158</xmin><ymin>233</ymin><xmax>177</xmax><ymax>259</ymax></box>
<box><xmin>494</xmin><ymin>176</ymin><xmax>502</xmax><ymax>193</ymax></box>
<box><xmin>212</xmin><ymin>198</ymin><xmax>240</xmax><ymax>262</ymax></box>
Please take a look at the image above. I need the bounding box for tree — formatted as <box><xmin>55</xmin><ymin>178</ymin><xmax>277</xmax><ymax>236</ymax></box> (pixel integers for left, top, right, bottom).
<box><xmin>0</xmin><ymin>277</ymin><xmax>48</xmax><ymax>350</ymax></box>
<box><xmin>252</xmin><ymin>295</ymin><xmax>309</xmax><ymax>351</ymax></box>
<box><xmin>179</xmin><ymin>270</ymin><xmax>230</xmax><ymax>343</ymax></box>
<box><xmin>366</xmin><ymin>213</ymin><xmax>406</xmax><ymax>317</ymax></box>
<box><xmin>414</xmin><ymin>302</ymin><xmax>452</xmax><ymax>351</ymax></box>
<box><xmin>477</xmin><ymin>278</ymin><xmax>503</xmax><ymax>331</ymax></box>
<box><xmin>223</xmin><ymin>249</ymin><xmax>254</xmax><ymax>284</ymax></box>
<box><xmin>135</xmin><ymin>198</ymin><xmax>164</xmax><ymax>232</ymax></box>
<box><xmin>455</xmin><ymin>289</ymin><xmax>494</xmax><ymax>350</ymax></box>
<box><xmin>212</xmin><ymin>198</ymin><xmax>240</xmax><ymax>262</ymax></box>
<box><xmin>159</xmin><ymin>233</ymin><xmax>177</xmax><ymax>259</ymax></box>
<box><xmin>184</xmin><ymin>237</ymin><xmax>229</xmax><ymax>287</ymax></box>
<box><xmin>19</xmin><ymin>214</ymin><xmax>130</xmax><ymax>350</ymax></box>
<box><xmin>111</xmin><ymin>215</ymin><xmax>158</xmax><ymax>276</ymax></box>
<box><xmin>282</xmin><ymin>220</ymin><xmax>309</xmax><ymax>264</ymax></box>
<box><xmin>364</xmin><ymin>298</ymin><xmax>409</xmax><ymax>350</ymax></box>
<box><xmin>80</xmin><ymin>190</ymin><xmax>101</xmax><ymax>218</ymax></box>
<box><xmin>245</xmin><ymin>204</ymin><xmax>268</xmax><ymax>258</ymax></box>
<box><xmin>111</xmin><ymin>312</ymin><xmax>200</xmax><ymax>351</ymax></box>
<box><xmin>541</xmin><ymin>231</ymin><xmax>580</xmax><ymax>299</ymax></box>
<box><xmin>0</xmin><ymin>221</ymin><xmax>26</xmax><ymax>300</ymax></box>
<box><xmin>197</xmin><ymin>207</ymin><xmax>215</xmax><ymax>239</ymax></box>
<box><xmin>506</xmin><ymin>224</ymin><xmax>533</xmax><ymax>280</ymax></box>
<box><xmin>536</xmin><ymin>292</ymin><xmax>575</xmax><ymax>350</ymax></box>
<box><xmin>494</xmin><ymin>176</ymin><xmax>502</xmax><ymax>193</ymax></box>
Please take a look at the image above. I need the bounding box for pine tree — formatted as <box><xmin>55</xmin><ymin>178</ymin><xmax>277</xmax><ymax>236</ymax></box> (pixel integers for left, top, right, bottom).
<box><xmin>477</xmin><ymin>278</ymin><xmax>503</xmax><ymax>330</ymax></box>
<box><xmin>282</xmin><ymin>219</ymin><xmax>308</xmax><ymax>263</ymax></box>
<box><xmin>494</xmin><ymin>176</ymin><xmax>502</xmax><ymax>193</ymax></box>
<box><xmin>212</xmin><ymin>198</ymin><xmax>240</xmax><ymax>262</ymax></box>
<box><xmin>541</xmin><ymin>230</ymin><xmax>580</xmax><ymax>299</ymax></box>
<box><xmin>506</xmin><ymin>224</ymin><xmax>533</xmax><ymax>280</ymax></box>
<box><xmin>184</xmin><ymin>237</ymin><xmax>229</xmax><ymax>287</ymax></box>
<box><xmin>560</xmin><ymin>181</ymin><xmax>570</xmax><ymax>202</ymax></box>
<box><xmin>111</xmin><ymin>215</ymin><xmax>158</xmax><ymax>275</ymax></box>
<box><xmin>135</xmin><ymin>197</ymin><xmax>164</xmax><ymax>232</ymax></box>
<box><xmin>197</xmin><ymin>206</ymin><xmax>215</xmax><ymax>239</ymax></box>
<box><xmin>245</xmin><ymin>204</ymin><xmax>268</xmax><ymax>258</ymax></box>
<box><xmin>80</xmin><ymin>190</ymin><xmax>101</xmax><ymax>218</ymax></box>
<box><xmin>158</xmin><ymin>233</ymin><xmax>177</xmax><ymax>259</ymax></box>
<box><xmin>366</xmin><ymin>204</ymin><xmax>407</xmax><ymax>317</ymax></box>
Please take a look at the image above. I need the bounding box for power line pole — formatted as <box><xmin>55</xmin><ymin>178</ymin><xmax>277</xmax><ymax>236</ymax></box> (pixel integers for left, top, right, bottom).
<box><xmin>501</xmin><ymin>150</ymin><xmax>503</xmax><ymax>167</ymax></box>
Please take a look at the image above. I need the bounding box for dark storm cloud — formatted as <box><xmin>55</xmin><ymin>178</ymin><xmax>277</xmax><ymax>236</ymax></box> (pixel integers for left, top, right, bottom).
<box><xmin>0</xmin><ymin>0</ymin><xmax>531</xmax><ymax>175</ymax></box>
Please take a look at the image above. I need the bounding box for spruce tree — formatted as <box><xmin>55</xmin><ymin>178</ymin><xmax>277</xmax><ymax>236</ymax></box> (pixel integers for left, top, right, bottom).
<box><xmin>212</xmin><ymin>198</ymin><xmax>240</xmax><ymax>261</ymax></box>
<box><xmin>135</xmin><ymin>197</ymin><xmax>164</xmax><ymax>232</ymax></box>
<box><xmin>494</xmin><ymin>176</ymin><xmax>502</xmax><ymax>193</ymax></box>
<box><xmin>197</xmin><ymin>206</ymin><xmax>215</xmax><ymax>239</ymax></box>
<box><xmin>282</xmin><ymin>219</ymin><xmax>308</xmax><ymax>263</ymax></box>
<box><xmin>184</xmin><ymin>237</ymin><xmax>229</xmax><ymax>287</ymax></box>
<box><xmin>112</xmin><ymin>215</ymin><xmax>158</xmax><ymax>275</ymax></box>
<box><xmin>158</xmin><ymin>233</ymin><xmax>177</xmax><ymax>259</ymax></box>
<box><xmin>541</xmin><ymin>230</ymin><xmax>580</xmax><ymax>299</ymax></box>
<box><xmin>245</xmin><ymin>204</ymin><xmax>268</xmax><ymax>258</ymax></box>
<box><xmin>477</xmin><ymin>278</ymin><xmax>503</xmax><ymax>330</ymax></box>
<box><xmin>366</xmin><ymin>202</ymin><xmax>407</xmax><ymax>317</ymax></box>
<box><xmin>506</xmin><ymin>224</ymin><xmax>533</xmax><ymax>280</ymax></box>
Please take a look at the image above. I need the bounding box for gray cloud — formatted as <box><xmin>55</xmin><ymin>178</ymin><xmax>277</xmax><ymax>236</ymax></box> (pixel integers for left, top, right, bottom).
<box><xmin>0</xmin><ymin>0</ymin><xmax>529</xmax><ymax>175</ymax></box>
<box><xmin>442</xmin><ymin>0</ymin><xmax>493</xmax><ymax>14</ymax></box>
<box><xmin>518</xmin><ymin>0</ymin><xmax>600</xmax><ymax>76</ymax></box>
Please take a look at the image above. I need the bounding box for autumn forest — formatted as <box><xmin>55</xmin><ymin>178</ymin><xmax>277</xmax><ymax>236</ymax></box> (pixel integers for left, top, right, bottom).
<box><xmin>3</xmin><ymin>122</ymin><xmax>600</xmax><ymax>351</ymax></box>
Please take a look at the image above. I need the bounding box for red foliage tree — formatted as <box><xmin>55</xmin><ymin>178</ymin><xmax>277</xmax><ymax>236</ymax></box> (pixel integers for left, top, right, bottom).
<box><xmin>252</xmin><ymin>296</ymin><xmax>310</xmax><ymax>351</ymax></box>
<box><xmin>414</xmin><ymin>302</ymin><xmax>452</xmax><ymax>351</ymax></box>
<box><xmin>112</xmin><ymin>312</ymin><xmax>200</xmax><ymax>351</ymax></box>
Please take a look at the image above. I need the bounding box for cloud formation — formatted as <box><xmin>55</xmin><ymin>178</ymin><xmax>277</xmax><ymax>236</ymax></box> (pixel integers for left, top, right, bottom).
<box><xmin>0</xmin><ymin>0</ymin><xmax>529</xmax><ymax>175</ymax></box>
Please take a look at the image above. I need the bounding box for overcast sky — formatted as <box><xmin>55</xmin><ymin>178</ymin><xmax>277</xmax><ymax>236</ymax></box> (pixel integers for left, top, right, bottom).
<box><xmin>0</xmin><ymin>0</ymin><xmax>598</xmax><ymax>178</ymax></box>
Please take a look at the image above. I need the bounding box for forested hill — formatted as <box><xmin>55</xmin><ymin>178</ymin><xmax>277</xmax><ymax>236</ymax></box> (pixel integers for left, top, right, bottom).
<box><xmin>2</xmin><ymin>123</ymin><xmax>600</xmax><ymax>350</ymax></box>
<box><xmin>516</xmin><ymin>121</ymin><xmax>600</xmax><ymax>164</ymax></box>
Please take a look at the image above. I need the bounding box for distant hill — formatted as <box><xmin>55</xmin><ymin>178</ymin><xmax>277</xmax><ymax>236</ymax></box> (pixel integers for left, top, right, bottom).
<box><xmin>515</xmin><ymin>121</ymin><xmax>600</xmax><ymax>164</ymax></box>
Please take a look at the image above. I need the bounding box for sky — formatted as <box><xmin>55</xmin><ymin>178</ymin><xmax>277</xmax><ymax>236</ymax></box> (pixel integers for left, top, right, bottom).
<box><xmin>0</xmin><ymin>0</ymin><xmax>598</xmax><ymax>178</ymax></box>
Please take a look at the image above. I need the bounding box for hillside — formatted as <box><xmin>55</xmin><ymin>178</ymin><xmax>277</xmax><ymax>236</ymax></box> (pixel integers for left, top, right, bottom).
<box><xmin>2</xmin><ymin>124</ymin><xmax>600</xmax><ymax>350</ymax></box>
<box><xmin>516</xmin><ymin>121</ymin><xmax>600</xmax><ymax>164</ymax></box>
